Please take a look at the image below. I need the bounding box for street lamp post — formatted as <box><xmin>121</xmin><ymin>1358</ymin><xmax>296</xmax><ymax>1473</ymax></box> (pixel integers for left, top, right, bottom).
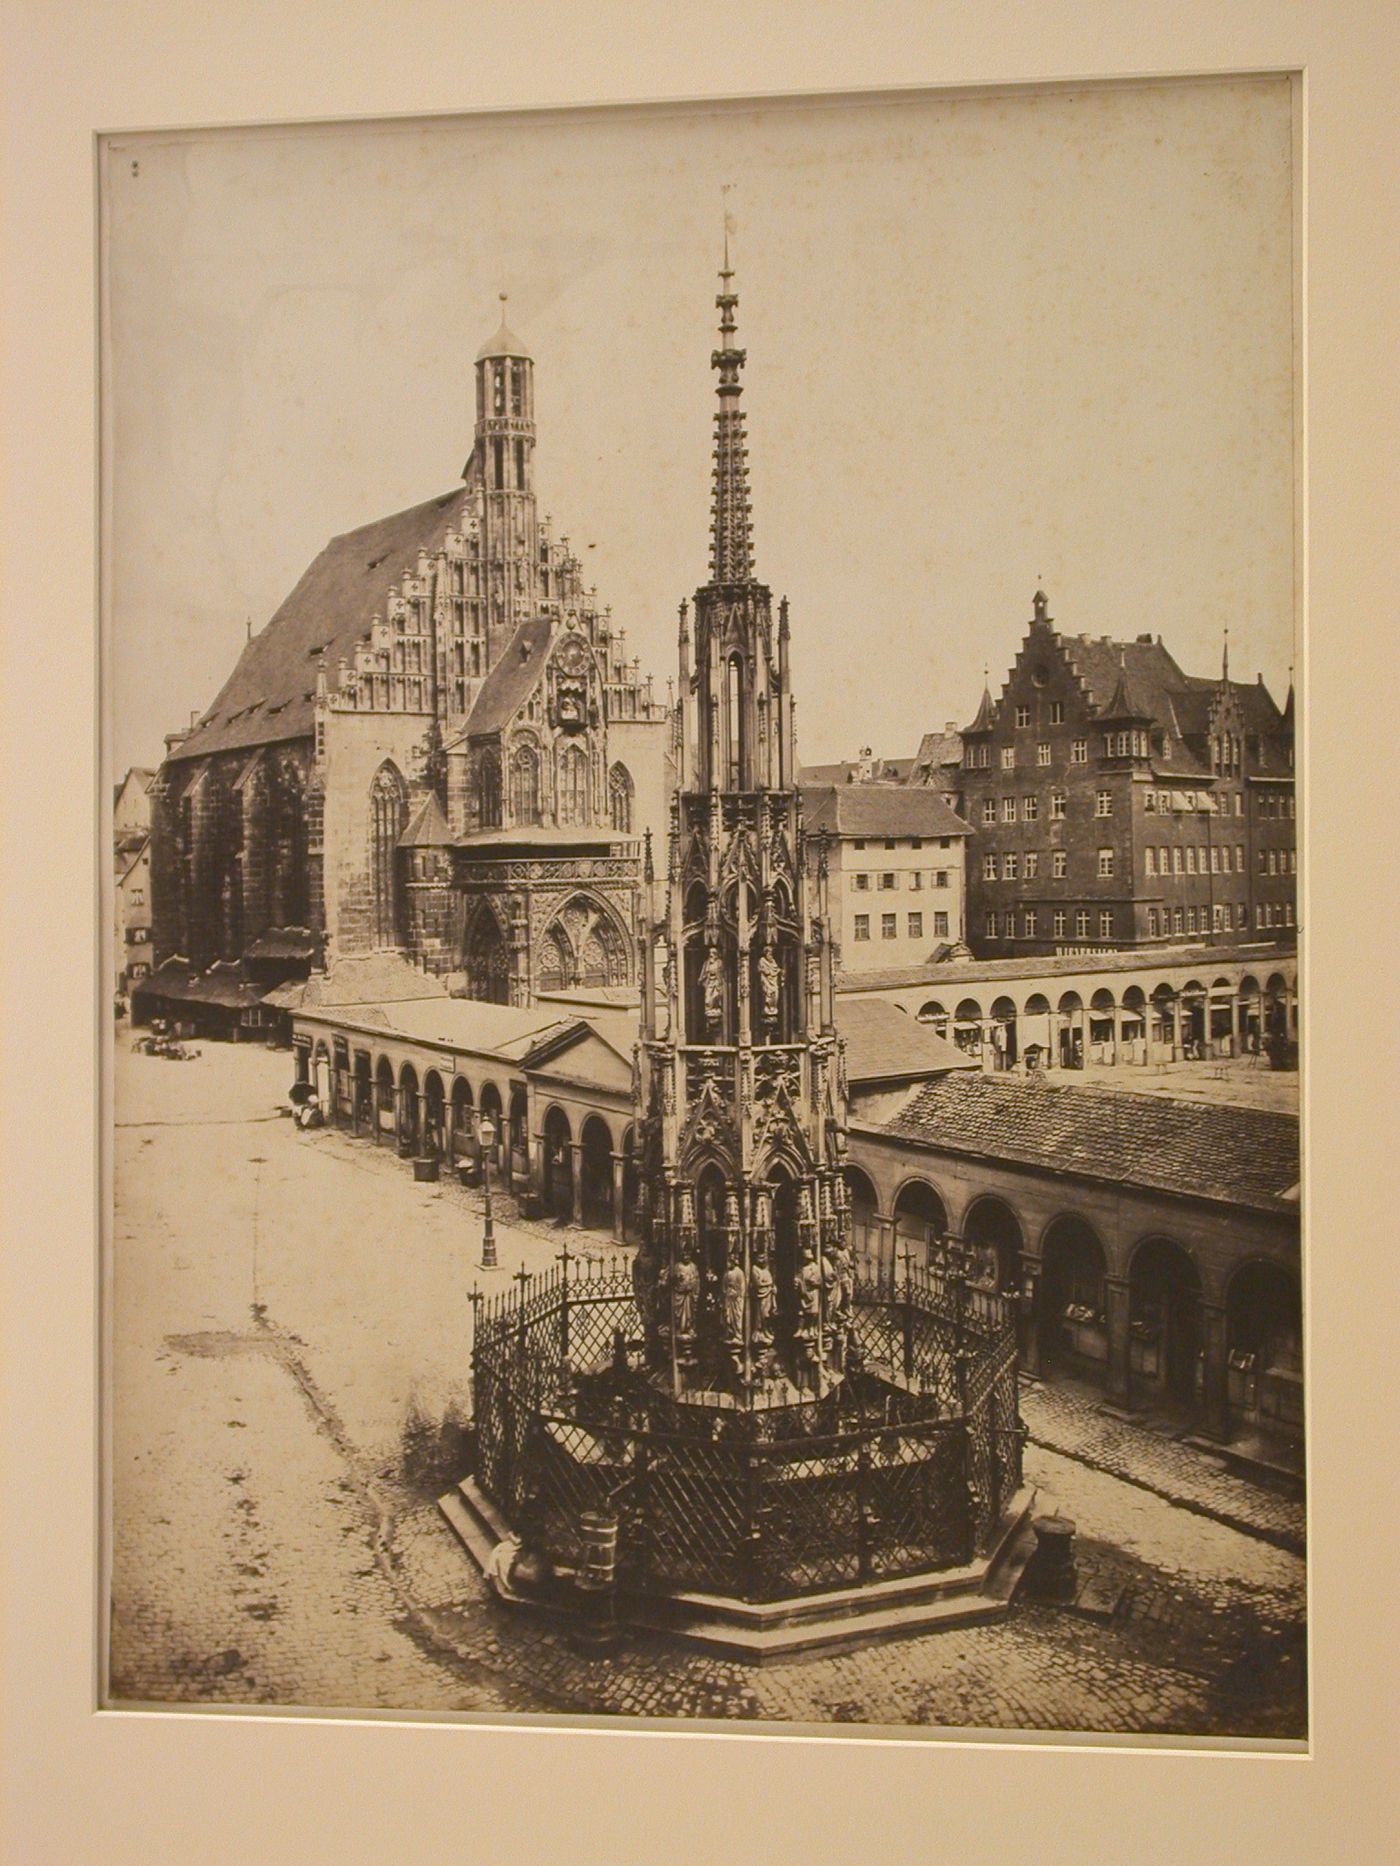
<box><xmin>478</xmin><ymin>1112</ymin><xmax>498</xmax><ymax>1270</ymax></box>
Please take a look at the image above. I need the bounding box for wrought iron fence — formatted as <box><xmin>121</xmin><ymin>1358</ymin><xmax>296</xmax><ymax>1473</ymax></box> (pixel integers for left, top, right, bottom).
<box><xmin>469</xmin><ymin>1253</ymin><xmax>1023</xmax><ymax>1602</ymax></box>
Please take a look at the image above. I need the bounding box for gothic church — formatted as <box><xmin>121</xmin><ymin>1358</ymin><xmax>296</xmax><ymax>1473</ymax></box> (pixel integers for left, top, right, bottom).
<box><xmin>149</xmin><ymin>303</ymin><xmax>673</xmax><ymax>1008</ymax></box>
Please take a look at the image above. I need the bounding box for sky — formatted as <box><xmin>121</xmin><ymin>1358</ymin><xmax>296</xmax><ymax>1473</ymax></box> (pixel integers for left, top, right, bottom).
<box><xmin>103</xmin><ymin>75</ymin><xmax>1297</xmax><ymax>778</ymax></box>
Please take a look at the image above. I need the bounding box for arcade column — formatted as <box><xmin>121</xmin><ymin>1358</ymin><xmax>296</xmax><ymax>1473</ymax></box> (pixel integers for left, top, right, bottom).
<box><xmin>1105</xmin><ymin>1275</ymin><xmax>1133</xmax><ymax>1409</ymax></box>
<box><xmin>1019</xmin><ymin>1254</ymin><xmax>1043</xmax><ymax>1376</ymax></box>
<box><xmin>1199</xmin><ymin>1300</ymin><xmax>1230</xmax><ymax>1442</ymax></box>
<box><xmin>610</xmin><ymin>1151</ymin><xmax>627</xmax><ymax>1242</ymax></box>
<box><xmin>570</xmin><ymin>1140</ymin><xmax>585</xmax><ymax>1227</ymax></box>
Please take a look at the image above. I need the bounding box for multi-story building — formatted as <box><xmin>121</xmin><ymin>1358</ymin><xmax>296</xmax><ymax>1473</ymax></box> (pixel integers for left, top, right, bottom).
<box><xmin>147</xmin><ymin>304</ymin><xmax>671</xmax><ymax>1013</ymax></box>
<box><xmin>801</xmin><ymin>785</ymin><xmax>970</xmax><ymax>974</ymax></box>
<box><xmin>959</xmin><ymin>590</ymin><xmax>1295</xmax><ymax>957</ymax></box>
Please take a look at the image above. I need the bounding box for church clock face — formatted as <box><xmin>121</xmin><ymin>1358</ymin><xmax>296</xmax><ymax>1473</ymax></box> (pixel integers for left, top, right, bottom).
<box><xmin>551</xmin><ymin>635</ymin><xmax>593</xmax><ymax>732</ymax></box>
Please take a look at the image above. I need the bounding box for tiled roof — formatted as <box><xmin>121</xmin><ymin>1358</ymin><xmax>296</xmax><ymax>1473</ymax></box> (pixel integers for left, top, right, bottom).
<box><xmin>399</xmin><ymin>793</ymin><xmax>451</xmax><ymax>847</ymax></box>
<box><xmin>297</xmin><ymin>954</ymin><xmax>449</xmax><ymax>1009</ymax></box>
<box><xmin>1057</xmin><ymin>633</ymin><xmax>1189</xmax><ymax>722</ymax></box>
<box><xmin>835</xmin><ymin>937</ymin><xmax>1296</xmax><ymax>993</ymax></box>
<box><xmin>837</xmin><ymin>997</ymin><xmax>978</xmax><ymax>1084</ymax></box>
<box><xmin>802</xmin><ymin>784</ymin><xmax>970</xmax><ymax>840</ymax></box>
<box><xmin>170</xmin><ymin>481</ymin><xmax>476</xmax><ymax>761</ymax></box>
<box><xmin>458</xmin><ymin>615</ymin><xmax>552</xmax><ymax>738</ymax></box>
<box><xmin>910</xmin><ymin>730</ymin><xmax>963</xmax><ymax>778</ymax></box>
<box><xmin>244</xmin><ymin>926</ymin><xmax>323</xmax><ymax>963</ymax></box>
<box><xmin>878</xmin><ymin>1073</ymin><xmax>1299</xmax><ymax>1214</ymax></box>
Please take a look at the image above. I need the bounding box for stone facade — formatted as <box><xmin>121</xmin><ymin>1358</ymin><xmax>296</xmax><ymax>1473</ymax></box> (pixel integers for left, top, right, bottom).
<box><xmin>150</xmin><ymin>305</ymin><xmax>671</xmax><ymax>998</ymax></box>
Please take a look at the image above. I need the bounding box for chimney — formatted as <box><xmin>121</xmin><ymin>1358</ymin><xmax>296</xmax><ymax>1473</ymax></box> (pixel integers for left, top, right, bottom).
<box><xmin>945</xmin><ymin>720</ymin><xmax>957</xmax><ymax>733</ymax></box>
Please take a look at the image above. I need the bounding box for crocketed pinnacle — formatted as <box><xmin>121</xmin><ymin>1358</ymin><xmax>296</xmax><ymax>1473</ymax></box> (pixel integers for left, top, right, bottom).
<box><xmin>709</xmin><ymin>263</ymin><xmax>755</xmax><ymax>585</ymax></box>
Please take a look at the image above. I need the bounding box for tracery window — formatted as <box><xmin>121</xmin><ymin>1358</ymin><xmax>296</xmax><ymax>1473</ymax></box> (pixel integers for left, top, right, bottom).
<box><xmin>510</xmin><ymin>743</ymin><xmax>541</xmax><ymax>825</ymax></box>
<box><xmin>559</xmin><ymin>744</ymin><xmax>588</xmax><ymax>825</ymax></box>
<box><xmin>608</xmin><ymin>761</ymin><xmax>634</xmax><ymax>834</ymax></box>
<box><xmin>369</xmin><ymin>763</ymin><xmax>407</xmax><ymax>949</ymax></box>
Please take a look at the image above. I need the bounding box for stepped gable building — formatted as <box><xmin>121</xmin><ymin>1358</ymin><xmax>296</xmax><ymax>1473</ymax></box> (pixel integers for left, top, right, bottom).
<box><xmin>148</xmin><ymin>301</ymin><xmax>671</xmax><ymax>1010</ymax></box>
<box><xmin>633</xmin><ymin>258</ymin><xmax>853</xmax><ymax>1401</ymax></box>
<box><xmin>960</xmin><ymin>590</ymin><xmax>1296</xmax><ymax>958</ymax></box>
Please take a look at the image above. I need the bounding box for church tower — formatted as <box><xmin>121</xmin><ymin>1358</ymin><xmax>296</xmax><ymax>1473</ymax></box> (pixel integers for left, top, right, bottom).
<box><xmin>634</xmin><ymin>259</ymin><xmax>851</xmax><ymax>1404</ymax></box>
<box><xmin>471</xmin><ymin>296</ymin><xmax>539</xmax><ymax>669</ymax></box>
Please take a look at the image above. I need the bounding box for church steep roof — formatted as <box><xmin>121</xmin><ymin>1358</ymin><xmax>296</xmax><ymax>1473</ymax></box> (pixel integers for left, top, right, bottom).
<box><xmin>169</xmin><ymin>481</ymin><xmax>476</xmax><ymax>763</ymax></box>
<box><xmin>399</xmin><ymin>793</ymin><xmax>451</xmax><ymax>848</ymax></box>
<box><xmin>458</xmin><ymin>615</ymin><xmax>554</xmax><ymax>739</ymax></box>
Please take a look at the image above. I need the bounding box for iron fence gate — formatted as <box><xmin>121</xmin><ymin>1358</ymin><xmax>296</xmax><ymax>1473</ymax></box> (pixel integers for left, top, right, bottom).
<box><xmin>470</xmin><ymin>1255</ymin><xmax>1023</xmax><ymax>1603</ymax></box>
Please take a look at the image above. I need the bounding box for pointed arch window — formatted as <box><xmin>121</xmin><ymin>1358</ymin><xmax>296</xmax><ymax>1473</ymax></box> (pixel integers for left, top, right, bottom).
<box><xmin>559</xmin><ymin>744</ymin><xmax>588</xmax><ymax>825</ymax></box>
<box><xmin>369</xmin><ymin>763</ymin><xmax>407</xmax><ymax>949</ymax></box>
<box><xmin>479</xmin><ymin>751</ymin><xmax>502</xmax><ymax>829</ymax></box>
<box><xmin>608</xmin><ymin>761</ymin><xmax>634</xmax><ymax>834</ymax></box>
<box><xmin>510</xmin><ymin>743</ymin><xmax>541</xmax><ymax>825</ymax></box>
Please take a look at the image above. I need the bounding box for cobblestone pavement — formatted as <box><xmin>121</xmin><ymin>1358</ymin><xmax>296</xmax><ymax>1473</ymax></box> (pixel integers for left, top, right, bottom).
<box><xmin>110</xmin><ymin>1034</ymin><xmax>1307</xmax><ymax>1739</ymax></box>
<box><xmin>1020</xmin><ymin>1382</ymin><xmax>1306</xmax><ymax>1553</ymax></box>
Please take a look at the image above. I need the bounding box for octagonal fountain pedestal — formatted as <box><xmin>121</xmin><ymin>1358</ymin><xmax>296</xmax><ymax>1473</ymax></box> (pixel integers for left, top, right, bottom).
<box><xmin>439</xmin><ymin>1253</ymin><xmax>1039</xmax><ymax>1659</ymax></box>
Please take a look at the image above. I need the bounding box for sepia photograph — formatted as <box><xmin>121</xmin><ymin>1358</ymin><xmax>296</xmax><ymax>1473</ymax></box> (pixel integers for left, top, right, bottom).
<box><xmin>102</xmin><ymin>73</ymin><xmax>1306</xmax><ymax>1743</ymax></box>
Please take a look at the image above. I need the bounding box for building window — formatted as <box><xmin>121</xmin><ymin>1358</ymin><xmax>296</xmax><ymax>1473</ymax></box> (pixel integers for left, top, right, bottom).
<box><xmin>933</xmin><ymin>911</ymin><xmax>949</xmax><ymax>937</ymax></box>
<box><xmin>986</xmin><ymin>910</ymin><xmax>998</xmax><ymax>938</ymax></box>
<box><xmin>908</xmin><ymin>912</ymin><xmax>923</xmax><ymax>939</ymax></box>
<box><xmin>1145</xmin><ymin>847</ymin><xmax>1156</xmax><ymax>876</ymax></box>
<box><xmin>982</xmin><ymin>854</ymin><xmax>997</xmax><ymax>881</ymax></box>
<box><xmin>607</xmin><ymin>761</ymin><xmax>634</xmax><ymax>833</ymax></box>
<box><xmin>881</xmin><ymin>913</ymin><xmax>896</xmax><ymax>939</ymax></box>
<box><xmin>1186</xmin><ymin>846</ymin><xmax>1198</xmax><ymax>875</ymax></box>
<box><xmin>510</xmin><ymin>743</ymin><xmax>542</xmax><ymax>824</ymax></box>
<box><xmin>369</xmin><ymin>762</ymin><xmax>407</xmax><ymax>949</ymax></box>
<box><xmin>1050</xmin><ymin>701</ymin><xmax>1064</xmax><ymax>725</ymax></box>
<box><xmin>1148</xmin><ymin>907</ymin><xmax>1159</xmax><ymax>937</ymax></box>
<box><xmin>982</xmin><ymin>800</ymin><xmax>996</xmax><ymax>825</ymax></box>
<box><xmin>1162</xmin><ymin>735</ymin><xmax>1172</xmax><ymax>759</ymax></box>
<box><xmin>1236</xmin><ymin>844</ymin><xmax>1245</xmax><ymax>872</ymax></box>
<box><xmin>853</xmin><ymin>839</ymin><xmax>865</xmax><ymax>850</ymax></box>
<box><xmin>1015</xmin><ymin>704</ymin><xmax>1030</xmax><ymax>729</ymax></box>
<box><xmin>1037</xmin><ymin>742</ymin><xmax>1051</xmax><ymax>766</ymax></box>
<box><xmin>910</xmin><ymin>837</ymin><xmax>923</xmax><ymax>850</ymax></box>
<box><xmin>854</xmin><ymin>872</ymin><xmax>870</xmax><ymax>891</ymax></box>
<box><xmin>1095</xmin><ymin>790</ymin><xmax>1112</xmax><ymax>817</ymax></box>
<box><xmin>880</xmin><ymin>872</ymin><xmax>897</xmax><ymax>890</ymax></box>
<box><xmin>1173</xmin><ymin>847</ymin><xmax>1183</xmax><ymax>875</ymax></box>
<box><xmin>1285</xmin><ymin>902</ymin><xmax>1294</xmax><ymax>926</ymax></box>
<box><xmin>1050</xmin><ymin>792</ymin><xmax>1066</xmax><ymax>820</ymax></box>
<box><xmin>1097</xmin><ymin>848</ymin><xmax>1114</xmax><ymax>877</ymax></box>
<box><xmin>1024</xmin><ymin>851</ymin><xmax>1039</xmax><ymax>878</ymax></box>
<box><xmin>1075</xmin><ymin>910</ymin><xmax>1090</xmax><ymax>938</ymax></box>
<box><xmin>1001</xmin><ymin>747</ymin><xmax>1015</xmax><ymax>770</ymax></box>
<box><xmin>910</xmin><ymin>871</ymin><xmax>924</xmax><ymax>891</ymax></box>
<box><xmin>1145</xmin><ymin>791</ymin><xmax>1157</xmax><ymax>813</ymax></box>
<box><xmin>1024</xmin><ymin>909</ymin><xmax>1038</xmax><ymax>937</ymax></box>
<box><xmin>1072</xmin><ymin>739</ymin><xmax>1088</xmax><ymax>765</ymax></box>
<box><xmin>1052</xmin><ymin>850</ymin><xmax>1067</xmax><ymax>878</ymax></box>
<box><xmin>1003</xmin><ymin>853</ymin><xmax>1018</xmax><ymax>880</ymax></box>
<box><xmin>1267</xmin><ymin>850</ymin><xmax>1278</xmax><ymax>876</ymax></box>
<box><xmin>1209</xmin><ymin>845</ymin><xmax>1220</xmax><ymax>874</ymax></box>
<box><xmin>1001</xmin><ymin>797</ymin><xmax>1016</xmax><ymax>823</ymax></box>
<box><xmin>934</xmin><ymin>869</ymin><xmax>949</xmax><ymax>889</ymax></box>
<box><xmin>1022</xmin><ymin>794</ymin><xmax>1038</xmax><ymax>821</ymax></box>
<box><xmin>884</xmin><ymin>839</ymin><xmax>896</xmax><ymax>851</ymax></box>
<box><xmin>1098</xmin><ymin>910</ymin><xmax>1113</xmax><ymax>939</ymax></box>
<box><xmin>1053</xmin><ymin>910</ymin><xmax>1067</xmax><ymax>938</ymax></box>
<box><xmin>853</xmin><ymin>915</ymin><xmax>870</xmax><ymax>940</ymax></box>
